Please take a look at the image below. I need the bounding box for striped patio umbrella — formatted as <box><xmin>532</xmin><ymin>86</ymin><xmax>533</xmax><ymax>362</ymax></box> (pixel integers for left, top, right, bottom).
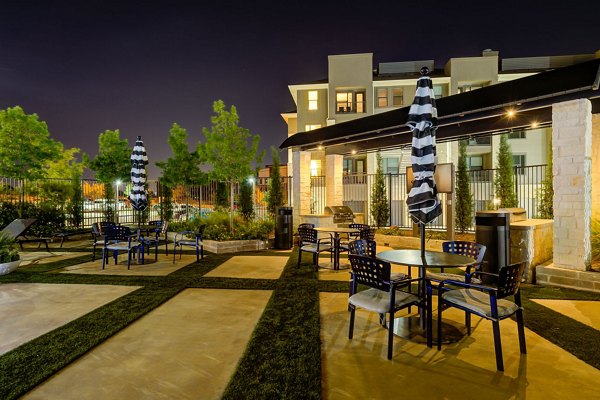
<box><xmin>406</xmin><ymin>67</ymin><xmax>442</xmax><ymax>229</ymax></box>
<box><xmin>129</xmin><ymin>136</ymin><xmax>149</xmax><ymax>219</ymax></box>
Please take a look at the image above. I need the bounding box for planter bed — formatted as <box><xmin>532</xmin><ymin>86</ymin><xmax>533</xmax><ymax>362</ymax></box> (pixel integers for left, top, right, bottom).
<box><xmin>203</xmin><ymin>239</ymin><xmax>269</xmax><ymax>254</ymax></box>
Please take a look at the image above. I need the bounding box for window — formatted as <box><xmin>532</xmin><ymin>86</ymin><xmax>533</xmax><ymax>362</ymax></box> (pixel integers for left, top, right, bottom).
<box><xmin>508</xmin><ymin>129</ymin><xmax>526</xmax><ymax>139</ymax></box>
<box><xmin>310</xmin><ymin>160</ymin><xmax>322</xmax><ymax>176</ymax></box>
<box><xmin>308</xmin><ymin>91</ymin><xmax>318</xmax><ymax>110</ymax></box>
<box><xmin>392</xmin><ymin>88</ymin><xmax>404</xmax><ymax>106</ymax></box>
<box><xmin>433</xmin><ymin>85</ymin><xmax>443</xmax><ymax>99</ymax></box>
<box><xmin>513</xmin><ymin>154</ymin><xmax>526</xmax><ymax>174</ymax></box>
<box><xmin>458</xmin><ymin>84</ymin><xmax>484</xmax><ymax>93</ymax></box>
<box><xmin>467</xmin><ymin>155</ymin><xmax>483</xmax><ymax>170</ymax></box>
<box><xmin>343</xmin><ymin>159</ymin><xmax>353</xmax><ymax>175</ymax></box>
<box><xmin>305</xmin><ymin>124</ymin><xmax>321</xmax><ymax>131</ymax></box>
<box><xmin>336</xmin><ymin>90</ymin><xmax>366</xmax><ymax>113</ymax></box>
<box><xmin>382</xmin><ymin>157</ymin><xmax>399</xmax><ymax>174</ymax></box>
<box><xmin>376</xmin><ymin>88</ymin><xmax>388</xmax><ymax>108</ymax></box>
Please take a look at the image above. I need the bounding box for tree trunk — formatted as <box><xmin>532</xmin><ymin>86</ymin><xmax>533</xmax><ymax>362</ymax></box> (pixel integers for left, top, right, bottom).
<box><xmin>230</xmin><ymin>181</ymin><xmax>234</xmax><ymax>232</ymax></box>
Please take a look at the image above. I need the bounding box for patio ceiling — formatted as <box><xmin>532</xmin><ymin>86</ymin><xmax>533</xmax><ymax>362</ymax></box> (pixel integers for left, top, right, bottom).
<box><xmin>280</xmin><ymin>58</ymin><xmax>600</xmax><ymax>155</ymax></box>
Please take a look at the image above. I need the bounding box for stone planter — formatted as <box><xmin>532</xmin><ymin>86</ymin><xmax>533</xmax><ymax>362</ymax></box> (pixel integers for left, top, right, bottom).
<box><xmin>166</xmin><ymin>232</ymin><xmax>269</xmax><ymax>254</ymax></box>
<box><xmin>0</xmin><ymin>260</ymin><xmax>21</xmax><ymax>275</ymax></box>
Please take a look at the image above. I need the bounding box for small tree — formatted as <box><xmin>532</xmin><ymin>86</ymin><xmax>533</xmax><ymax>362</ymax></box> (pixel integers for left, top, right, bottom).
<box><xmin>455</xmin><ymin>140</ymin><xmax>473</xmax><ymax>232</ymax></box>
<box><xmin>200</xmin><ymin>100</ymin><xmax>264</xmax><ymax>230</ymax></box>
<box><xmin>494</xmin><ymin>134</ymin><xmax>518</xmax><ymax>208</ymax></box>
<box><xmin>538</xmin><ymin>145</ymin><xmax>554</xmax><ymax>219</ymax></box>
<box><xmin>370</xmin><ymin>152</ymin><xmax>390</xmax><ymax>227</ymax></box>
<box><xmin>215</xmin><ymin>182</ymin><xmax>229</xmax><ymax>210</ymax></box>
<box><xmin>265</xmin><ymin>147</ymin><xmax>284</xmax><ymax>216</ymax></box>
<box><xmin>238</xmin><ymin>180</ymin><xmax>254</xmax><ymax>220</ymax></box>
<box><xmin>84</xmin><ymin>130</ymin><xmax>131</xmax><ymax>222</ymax></box>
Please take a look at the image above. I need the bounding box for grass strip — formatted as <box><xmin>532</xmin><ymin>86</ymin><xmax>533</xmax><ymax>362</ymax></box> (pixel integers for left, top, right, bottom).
<box><xmin>222</xmin><ymin>250</ymin><xmax>321</xmax><ymax>399</ymax></box>
<box><xmin>0</xmin><ymin>285</ymin><xmax>181</xmax><ymax>399</ymax></box>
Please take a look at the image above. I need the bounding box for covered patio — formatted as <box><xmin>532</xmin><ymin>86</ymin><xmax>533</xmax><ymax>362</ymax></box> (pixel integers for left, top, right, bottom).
<box><xmin>280</xmin><ymin>58</ymin><xmax>600</xmax><ymax>292</ymax></box>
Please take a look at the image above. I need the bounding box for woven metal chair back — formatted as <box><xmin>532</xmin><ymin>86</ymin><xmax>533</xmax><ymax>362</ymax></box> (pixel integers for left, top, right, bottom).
<box><xmin>359</xmin><ymin>227</ymin><xmax>376</xmax><ymax>241</ymax></box>
<box><xmin>298</xmin><ymin>223</ymin><xmax>315</xmax><ymax>229</ymax></box>
<box><xmin>348</xmin><ymin>254</ymin><xmax>391</xmax><ymax>292</ymax></box>
<box><xmin>497</xmin><ymin>262</ymin><xmax>526</xmax><ymax>299</ymax></box>
<box><xmin>298</xmin><ymin>227</ymin><xmax>318</xmax><ymax>245</ymax></box>
<box><xmin>348</xmin><ymin>239</ymin><xmax>376</xmax><ymax>258</ymax></box>
<box><xmin>442</xmin><ymin>241</ymin><xmax>486</xmax><ymax>264</ymax></box>
<box><xmin>104</xmin><ymin>225</ymin><xmax>132</xmax><ymax>242</ymax></box>
<box><xmin>349</xmin><ymin>223</ymin><xmax>369</xmax><ymax>230</ymax></box>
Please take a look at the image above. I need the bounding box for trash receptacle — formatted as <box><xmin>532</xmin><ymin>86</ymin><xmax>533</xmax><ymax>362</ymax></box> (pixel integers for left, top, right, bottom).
<box><xmin>275</xmin><ymin>207</ymin><xmax>293</xmax><ymax>250</ymax></box>
<box><xmin>475</xmin><ymin>210</ymin><xmax>511</xmax><ymax>282</ymax></box>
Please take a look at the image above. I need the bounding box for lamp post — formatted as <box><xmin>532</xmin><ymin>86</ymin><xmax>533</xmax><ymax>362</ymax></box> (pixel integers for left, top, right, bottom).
<box><xmin>248</xmin><ymin>176</ymin><xmax>256</xmax><ymax>212</ymax></box>
<box><xmin>115</xmin><ymin>179</ymin><xmax>122</xmax><ymax>223</ymax></box>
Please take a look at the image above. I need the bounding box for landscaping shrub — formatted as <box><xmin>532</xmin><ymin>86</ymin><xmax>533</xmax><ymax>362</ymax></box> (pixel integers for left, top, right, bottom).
<box><xmin>170</xmin><ymin>211</ymin><xmax>273</xmax><ymax>241</ymax></box>
<box><xmin>0</xmin><ymin>203</ymin><xmax>65</xmax><ymax>236</ymax></box>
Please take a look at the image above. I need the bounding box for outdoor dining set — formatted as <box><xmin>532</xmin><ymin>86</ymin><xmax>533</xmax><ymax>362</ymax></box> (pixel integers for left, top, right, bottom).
<box><xmin>91</xmin><ymin>221</ymin><xmax>206</xmax><ymax>269</ymax></box>
<box><xmin>296</xmin><ymin>222</ymin><xmax>527</xmax><ymax>371</ymax></box>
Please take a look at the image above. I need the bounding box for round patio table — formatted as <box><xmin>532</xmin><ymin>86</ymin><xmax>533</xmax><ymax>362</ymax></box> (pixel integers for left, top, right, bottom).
<box><xmin>314</xmin><ymin>227</ymin><xmax>360</xmax><ymax>270</ymax></box>
<box><xmin>377</xmin><ymin>249</ymin><xmax>477</xmax><ymax>344</ymax></box>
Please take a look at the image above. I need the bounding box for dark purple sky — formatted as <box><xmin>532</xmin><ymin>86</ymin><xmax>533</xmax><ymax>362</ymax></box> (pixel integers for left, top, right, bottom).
<box><xmin>1</xmin><ymin>1</ymin><xmax>598</xmax><ymax>178</ymax></box>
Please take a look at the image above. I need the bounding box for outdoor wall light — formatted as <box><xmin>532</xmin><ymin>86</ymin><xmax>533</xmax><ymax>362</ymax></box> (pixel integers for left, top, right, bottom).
<box><xmin>351</xmin><ymin>150</ymin><xmax>357</xmax><ymax>155</ymax></box>
<box><xmin>317</xmin><ymin>145</ymin><xmax>324</xmax><ymax>151</ymax></box>
<box><xmin>531</xmin><ymin>121</ymin><xmax>539</xmax><ymax>128</ymax></box>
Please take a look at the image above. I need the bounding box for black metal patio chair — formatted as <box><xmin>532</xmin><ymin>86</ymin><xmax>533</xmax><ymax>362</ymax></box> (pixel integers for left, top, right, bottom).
<box><xmin>434</xmin><ymin>262</ymin><xmax>527</xmax><ymax>371</ymax></box>
<box><xmin>173</xmin><ymin>224</ymin><xmax>205</xmax><ymax>263</ymax></box>
<box><xmin>101</xmin><ymin>225</ymin><xmax>141</xmax><ymax>270</ymax></box>
<box><xmin>297</xmin><ymin>227</ymin><xmax>332</xmax><ymax>271</ymax></box>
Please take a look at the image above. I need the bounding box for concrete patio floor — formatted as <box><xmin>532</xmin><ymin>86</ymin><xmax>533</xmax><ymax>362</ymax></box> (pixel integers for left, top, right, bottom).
<box><xmin>60</xmin><ymin>253</ymin><xmax>197</xmax><ymax>276</ymax></box>
<box><xmin>2</xmin><ymin>244</ymin><xmax>600</xmax><ymax>399</ymax></box>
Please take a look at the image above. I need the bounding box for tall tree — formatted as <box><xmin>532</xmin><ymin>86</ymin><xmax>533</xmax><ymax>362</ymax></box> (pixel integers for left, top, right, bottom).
<box><xmin>0</xmin><ymin>106</ymin><xmax>62</xmax><ymax>180</ymax></box>
<box><xmin>455</xmin><ymin>140</ymin><xmax>473</xmax><ymax>232</ymax></box>
<box><xmin>494</xmin><ymin>134</ymin><xmax>518</xmax><ymax>208</ymax></box>
<box><xmin>265</xmin><ymin>147</ymin><xmax>284</xmax><ymax>217</ymax></box>
<box><xmin>200</xmin><ymin>100</ymin><xmax>264</xmax><ymax>229</ymax></box>
<box><xmin>537</xmin><ymin>142</ymin><xmax>554</xmax><ymax>219</ymax></box>
<box><xmin>84</xmin><ymin>130</ymin><xmax>131</xmax><ymax>221</ymax></box>
<box><xmin>40</xmin><ymin>147</ymin><xmax>84</xmax><ymax>213</ymax></box>
<box><xmin>156</xmin><ymin>123</ymin><xmax>205</xmax><ymax>218</ymax></box>
<box><xmin>238</xmin><ymin>180</ymin><xmax>254</xmax><ymax>220</ymax></box>
<box><xmin>370</xmin><ymin>152</ymin><xmax>390</xmax><ymax>227</ymax></box>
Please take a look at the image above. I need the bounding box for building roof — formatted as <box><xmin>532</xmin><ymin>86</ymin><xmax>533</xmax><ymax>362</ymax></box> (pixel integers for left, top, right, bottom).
<box><xmin>280</xmin><ymin>58</ymin><xmax>600</xmax><ymax>154</ymax></box>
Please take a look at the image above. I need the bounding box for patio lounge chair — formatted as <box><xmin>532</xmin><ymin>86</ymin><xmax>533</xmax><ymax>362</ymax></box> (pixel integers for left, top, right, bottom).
<box><xmin>1</xmin><ymin>219</ymin><xmax>49</xmax><ymax>251</ymax></box>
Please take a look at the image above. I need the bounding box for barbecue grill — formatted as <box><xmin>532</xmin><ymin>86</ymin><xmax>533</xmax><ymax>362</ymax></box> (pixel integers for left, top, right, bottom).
<box><xmin>324</xmin><ymin>205</ymin><xmax>355</xmax><ymax>224</ymax></box>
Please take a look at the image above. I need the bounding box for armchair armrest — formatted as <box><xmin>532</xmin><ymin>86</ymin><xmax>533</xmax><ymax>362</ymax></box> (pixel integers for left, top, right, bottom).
<box><xmin>437</xmin><ymin>279</ymin><xmax>497</xmax><ymax>297</ymax></box>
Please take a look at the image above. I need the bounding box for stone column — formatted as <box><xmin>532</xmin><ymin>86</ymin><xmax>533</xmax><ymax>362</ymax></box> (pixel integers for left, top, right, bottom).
<box><xmin>325</xmin><ymin>154</ymin><xmax>343</xmax><ymax>207</ymax></box>
<box><xmin>552</xmin><ymin>99</ymin><xmax>592</xmax><ymax>271</ymax></box>
<box><xmin>292</xmin><ymin>150</ymin><xmax>312</xmax><ymax>229</ymax></box>
<box><xmin>592</xmin><ymin>114</ymin><xmax>600</xmax><ymax>220</ymax></box>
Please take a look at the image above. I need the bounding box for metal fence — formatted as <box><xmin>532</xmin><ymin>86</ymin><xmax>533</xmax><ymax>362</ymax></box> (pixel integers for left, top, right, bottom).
<box><xmin>0</xmin><ymin>176</ymin><xmax>294</xmax><ymax>228</ymax></box>
<box><xmin>0</xmin><ymin>165</ymin><xmax>546</xmax><ymax>231</ymax></box>
<box><xmin>341</xmin><ymin>164</ymin><xmax>548</xmax><ymax>231</ymax></box>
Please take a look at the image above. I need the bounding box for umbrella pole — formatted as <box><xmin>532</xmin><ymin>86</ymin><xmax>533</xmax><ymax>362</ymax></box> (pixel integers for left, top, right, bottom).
<box><xmin>420</xmin><ymin>222</ymin><xmax>426</xmax><ymax>258</ymax></box>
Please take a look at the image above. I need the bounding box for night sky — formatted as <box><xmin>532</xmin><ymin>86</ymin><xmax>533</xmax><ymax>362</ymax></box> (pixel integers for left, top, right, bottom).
<box><xmin>1</xmin><ymin>1</ymin><xmax>598</xmax><ymax>178</ymax></box>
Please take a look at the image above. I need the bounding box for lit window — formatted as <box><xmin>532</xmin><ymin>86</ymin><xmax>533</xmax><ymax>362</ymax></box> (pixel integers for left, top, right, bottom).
<box><xmin>467</xmin><ymin>155</ymin><xmax>483</xmax><ymax>170</ymax></box>
<box><xmin>512</xmin><ymin>154</ymin><xmax>526</xmax><ymax>175</ymax></box>
<box><xmin>392</xmin><ymin>88</ymin><xmax>403</xmax><ymax>107</ymax></box>
<box><xmin>308</xmin><ymin>91</ymin><xmax>318</xmax><ymax>110</ymax></box>
<box><xmin>336</xmin><ymin>90</ymin><xmax>366</xmax><ymax>114</ymax></box>
<box><xmin>305</xmin><ymin>124</ymin><xmax>321</xmax><ymax>131</ymax></box>
<box><xmin>433</xmin><ymin>85</ymin><xmax>443</xmax><ymax>99</ymax></box>
<box><xmin>376</xmin><ymin>88</ymin><xmax>388</xmax><ymax>108</ymax></box>
<box><xmin>508</xmin><ymin>129</ymin><xmax>526</xmax><ymax>139</ymax></box>
<box><xmin>310</xmin><ymin>160</ymin><xmax>321</xmax><ymax>176</ymax></box>
<box><xmin>382</xmin><ymin>157</ymin><xmax>399</xmax><ymax>174</ymax></box>
<box><xmin>343</xmin><ymin>159</ymin><xmax>353</xmax><ymax>174</ymax></box>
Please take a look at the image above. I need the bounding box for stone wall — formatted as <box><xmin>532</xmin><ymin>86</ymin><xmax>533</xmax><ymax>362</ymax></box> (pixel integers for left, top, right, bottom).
<box><xmin>510</xmin><ymin>219</ymin><xmax>553</xmax><ymax>283</ymax></box>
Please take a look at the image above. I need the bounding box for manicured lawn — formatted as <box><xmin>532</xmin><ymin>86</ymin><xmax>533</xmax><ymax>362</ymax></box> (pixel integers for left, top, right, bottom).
<box><xmin>0</xmin><ymin>247</ymin><xmax>599</xmax><ymax>399</ymax></box>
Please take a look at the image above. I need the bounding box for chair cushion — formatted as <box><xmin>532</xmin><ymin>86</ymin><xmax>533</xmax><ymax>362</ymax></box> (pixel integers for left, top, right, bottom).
<box><xmin>426</xmin><ymin>271</ymin><xmax>482</xmax><ymax>284</ymax></box>
<box><xmin>390</xmin><ymin>272</ymin><xmax>409</xmax><ymax>281</ymax></box>
<box><xmin>349</xmin><ymin>288</ymin><xmax>420</xmax><ymax>314</ymax></box>
<box><xmin>300</xmin><ymin>243</ymin><xmax>332</xmax><ymax>253</ymax></box>
<box><xmin>441</xmin><ymin>289</ymin><xmax>519</xmax><ymax>319</ymax></box>
<box><xmin>106</xmin><ymin>243</ymin><xmax>136</xmax><ymax>251</ymax></box>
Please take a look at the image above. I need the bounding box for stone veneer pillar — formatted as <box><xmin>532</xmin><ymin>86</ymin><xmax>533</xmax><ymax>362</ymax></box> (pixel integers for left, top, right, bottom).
<box><xmin>552</xmin><ymin>99</ymin><xmax>592</xmax><ymax>271</ymax></box>
<box><xmin>325</xmin><ymin>154</ymin><xmax>343</xmax><ymax>207</ymax></box>
<box><xmin>592</xmin><ymin>114</ymin><xmax>600</xmax><ymax>220</ymax></box>
<box><xmin>292</xmin><ymin>150</ymin><xmax>312</xmax><ymax>230</ymax></box>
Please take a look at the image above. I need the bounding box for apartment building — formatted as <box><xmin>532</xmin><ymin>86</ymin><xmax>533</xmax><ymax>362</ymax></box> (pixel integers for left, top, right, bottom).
<box><xmin>282</xmin><ymin>50</ymin><xmax>597</xmax><ymax>177</ymax></box>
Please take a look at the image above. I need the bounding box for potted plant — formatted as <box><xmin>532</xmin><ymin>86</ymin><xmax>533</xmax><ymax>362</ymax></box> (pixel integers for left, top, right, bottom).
<box><xmin>0</xmin><ymin>232</ymin><xmax>21</xmax><ymax>275</ymax></box>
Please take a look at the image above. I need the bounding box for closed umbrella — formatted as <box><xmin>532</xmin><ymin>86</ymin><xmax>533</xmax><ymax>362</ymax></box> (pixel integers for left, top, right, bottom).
<box><xmin>129</xmin><ymin>135</ymin><xmax>149</xmax><ymax>226</ymax></box>
<box><xmin>406</xmin><ymin>67</ymin><xmax>442</xmax><ymax>256</ymax></box>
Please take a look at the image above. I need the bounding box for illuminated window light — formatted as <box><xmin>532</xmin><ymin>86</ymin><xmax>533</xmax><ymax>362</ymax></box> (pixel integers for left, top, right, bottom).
<box><xmin>308</xmin><ymin>91</ymin><xmax>318</xmax><ymax>110</ymax></box>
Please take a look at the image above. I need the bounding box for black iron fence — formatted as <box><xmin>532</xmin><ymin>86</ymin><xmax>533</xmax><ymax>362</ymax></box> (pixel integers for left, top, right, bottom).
<box><xmin>0</xmin><ymin>165</ymin><xmax>547</xmax><ymax>232</ymax></box>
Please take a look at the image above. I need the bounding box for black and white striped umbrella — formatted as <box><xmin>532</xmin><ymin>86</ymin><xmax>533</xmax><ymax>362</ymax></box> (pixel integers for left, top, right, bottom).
<box><xmin>129</xmin><ymin>135</ymin><xmax>149</xmax><ymax>212</ymax></box>
<box><xmin>406</xmin><ymin>67</ymin><xmax>442</xmax><ymax>225</ymax></box>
